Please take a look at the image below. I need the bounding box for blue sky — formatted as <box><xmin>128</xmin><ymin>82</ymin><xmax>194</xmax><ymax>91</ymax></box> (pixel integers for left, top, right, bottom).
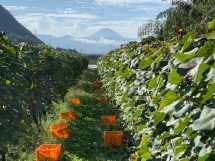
<box><xmin>0</xmin><ymin>0</ymin><xmax>171</xmax><ymax>38</ymax></box>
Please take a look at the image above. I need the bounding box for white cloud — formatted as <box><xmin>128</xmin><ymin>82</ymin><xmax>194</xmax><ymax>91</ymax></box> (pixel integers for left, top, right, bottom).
<box><xmin>94</xmin><ymin>0</ymin><xmax>169</xmax><ymax>5</ymax></box>
<box><xmin>95</xmin><ymin>0</ymin><xmax>142</xmax><ymax>5</ymax></box>
<box><xmin>17</xmin><ymin>9</ymin><xmax>98</xmax><ymax>20</ymax></box>
<box><xmin>74</xmin><ymin>38</ymin><xmax>122</xmax><ymax>46</ymax></box>
<box><xmin>16</xmin><ymin>14</ymin><xmax>85</xmax><ymax>37</ymax></box>
<box><xmin>84</xmin><ymin>17</ymin><xmax>152</xmax><ymax>38</ymax></box>
<box><xmin>11</xmin><ymin>1</ymin><xmax>170</xmax><ymax>39</ymax></box>
<box><xmin>14</xmin><ymin>8</ymin><xmax>99</xmax><ymax>37</ymax></box>
<box><xmin>132</xmin><ymin>5</ymin><xmax>170</xmax><ymax>12</ymax></box>
<box><xmin>48</xmin><ymin>8</ymin><xmax>99</xmax><ymax>19</ymax></box>
<box><xmin>15</xmin><ymin>11</ymin><xmax>151</xmax><ymax>38</ymax></box>
<box><xmin>4</xmin><ymin>5</ymin><xmax>27</xmax><ymax>11</ymax></box>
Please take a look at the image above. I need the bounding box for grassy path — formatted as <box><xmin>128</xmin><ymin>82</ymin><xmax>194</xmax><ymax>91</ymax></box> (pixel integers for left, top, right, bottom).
<box><xmin>34</xmin><ymin>69</ymin><xmax>130</xmax><ymax>161</ymax></box>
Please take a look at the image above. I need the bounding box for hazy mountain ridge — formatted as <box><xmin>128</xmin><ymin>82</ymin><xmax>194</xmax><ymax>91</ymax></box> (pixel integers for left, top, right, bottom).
<box><xmin>38</xmin><ymin>28</ymin><xmax>137</xmax><ymax>54</ymax></box>
<box><xmin>0</xmin><ymin>5</ymin><xmax>42</xmax><ymax>44</ymax></box>
<box><xmin>38</xmin><ymin>34</ymin><xmax>117</xmax><ymax>54</ymax></box>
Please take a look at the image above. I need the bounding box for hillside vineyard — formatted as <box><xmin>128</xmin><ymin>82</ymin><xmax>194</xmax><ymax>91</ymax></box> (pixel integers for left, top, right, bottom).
<box><xmin>98</xmin><ymin>18</ymin><xmax>215</xmax><ymax>161</ymax></box>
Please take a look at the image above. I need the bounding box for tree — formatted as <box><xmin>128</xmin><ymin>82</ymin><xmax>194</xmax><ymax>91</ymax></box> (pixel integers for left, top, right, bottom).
<box><xmin>138</xmin><ymin>0</ymin><xmax>215</xmax><ymax>39</ymax></box>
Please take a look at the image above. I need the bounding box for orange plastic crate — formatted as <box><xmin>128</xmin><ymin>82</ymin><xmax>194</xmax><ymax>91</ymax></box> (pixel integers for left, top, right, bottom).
<box><xmin>103</xmin><ymin>131</ymin><xmax>123</xmax><ymax>147</ymax></box>
<box><xmin>60</xmin><ymin>112</ymin><xmax>76</xmax><ymax>121</ymax></box>
<box><xmin>50</xmin><ymin>123</ymin><xmax>69</xmax><ymax>139</ymax></box>
<box><xmin>101</xmin><ymin>115</ymin><xmax>117</xmax><ymax>126</ymax></box>
<box><xmin>95</xmin><ymin>80</ymin><xmax>103</xmax><ymax>87</ymax></box>
<box><xmin>96</xmin><ymin>97</ymin><xmax>109</xmax><ymax>103</ymax></box>
<box><xmin>35</xmin><ymin>144</ymin><xmax>62</xmax><ymax>161</ymax></box>
<box><xmin>70</xmin><ymin>98</ymin><xmax>80</xmax><ymax>105</ymax></box>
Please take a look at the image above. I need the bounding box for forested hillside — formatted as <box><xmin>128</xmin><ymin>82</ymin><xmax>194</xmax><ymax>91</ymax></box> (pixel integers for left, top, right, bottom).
<box><xmin>0</xmin><ymin>5</ymin><xmax>42</xmax><ymax>44</ymax></box>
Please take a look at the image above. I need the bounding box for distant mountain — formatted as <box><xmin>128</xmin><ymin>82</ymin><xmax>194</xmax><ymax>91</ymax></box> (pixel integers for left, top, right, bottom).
<box><xmin>38</xmin><ymin>28</ymin><xmax>137</xmax><ymax>54</ymax></box>
<box><xmin>38</xmin><ymin>34</ymin><xmax>118</xmax><ymax>54</ymax></box>
<box><xmin>86</xmin><ymin>28</ymin><xmax>126</xmax><ymax>41</ymax></box>
<box><xmin>0</xmin><ymin>5</ymin><xmax>42</xmax><ymax>44</ymax></box>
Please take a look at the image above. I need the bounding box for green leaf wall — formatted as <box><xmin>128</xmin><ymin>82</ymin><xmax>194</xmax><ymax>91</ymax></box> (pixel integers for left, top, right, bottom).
<box><xmin>98</xmin><ymin>19</ymin><xmax>215</xmax><ymax>161</ymax></box>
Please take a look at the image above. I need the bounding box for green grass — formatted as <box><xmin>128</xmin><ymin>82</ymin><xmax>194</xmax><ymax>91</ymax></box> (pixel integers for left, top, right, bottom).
<box><xmin>61</xmin><ymin>70</ymin><xmax>130</xmax><ymax>161</ymax></box>
<box><xmin>23</xmin><ymin>69</ymin><xmax>131</xmax><ymax>161</ymax></box>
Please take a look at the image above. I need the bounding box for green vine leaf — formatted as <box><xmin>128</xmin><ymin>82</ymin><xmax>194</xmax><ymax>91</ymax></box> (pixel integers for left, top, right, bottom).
<box><xmin>197</xmin><ymin>83</ymin><xmax>215</xmax><ymax>104</ymax></box>
<box><xmin>147</xmin><ymin>76</ymin><xmax>158</xmax><ymax>89</ymax></box>
<box><xmin>174</xmin><ymin>115</ymin><xmax>192</xmax><ymax>134</ymax></box>
<box><xmin>195</xmin><ymin>63</ymin><xmax>210</xmax><ymax>82</ymax></box>
<box><xmin>192</xmin><ymin>106</ymin><xmax>215</xmax><ymax>130</ymax></box>
<box><xmin>154</xmin><ymin>112</ymin><xmax>165</xmax><ymax>126</ymax></box>
<box><xmin>208</xmin><ymin>18</ymin><xmax>215</xmax><ymax>30</ymax></box>
<box><xmin>159</xmin><ymin>90</ymin><xmax>179</xmax><ymax>110</ymax></box>
<box><xmin>168</xmin><ymin>69</ymin><xmax>183</xmax><ymax>85</ymax></box>
<box><xmin>139</xmin><ymin>57</ymin><xmax>153</xmax><ymax>70</ymax></box>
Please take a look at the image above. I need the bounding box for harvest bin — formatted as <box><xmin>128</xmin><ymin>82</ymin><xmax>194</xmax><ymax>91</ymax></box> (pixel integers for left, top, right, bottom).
<box><xmin>50</xmin><ymin>123</ymin><xmax>69</xmax><ymax>139</ymax></box>
<box><xmin>103</xmin><ymin>131</ymin><xmax>123</xmax><ymax>146</ymax></box>
<box><xmin>101</xmin><ymin>115</ymin><xmax>117</xmax><ymax>126</ymax></box>
<box><xmin>35</xmin><ymin>144</ymin><xmax>62</xmax><ymax>161</ymax></box>
<box><xmin>96</xmin><ymin>97</ymin><xmax>109</xmax><ymax>103</ymax></box>
<box><xmin>70</xmin><ymin>98</ymin><xmax>80</xmax><ymax>105</ymax></box>
<box><xmin>60</xmin><ymin>112</ymin><xmax>76</xmax><ymax>120</ymax></box>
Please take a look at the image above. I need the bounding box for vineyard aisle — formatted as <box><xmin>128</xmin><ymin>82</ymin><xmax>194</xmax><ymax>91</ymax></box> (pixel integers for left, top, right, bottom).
<box><xmin>33</xmin><ymin>69</ymin><xmax>131</xmax><ymax>161</ymax></box>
